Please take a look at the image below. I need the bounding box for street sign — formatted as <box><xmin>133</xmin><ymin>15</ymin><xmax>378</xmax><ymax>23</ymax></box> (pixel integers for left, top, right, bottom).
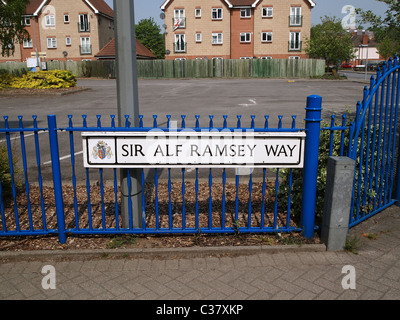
<box><xmin>82</xmin><ymin>131</ymin><xmax>306</xmax><ymax>168</ymax></box>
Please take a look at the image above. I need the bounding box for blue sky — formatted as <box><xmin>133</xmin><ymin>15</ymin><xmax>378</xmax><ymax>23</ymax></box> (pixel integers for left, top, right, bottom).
<box><xmin>105</xmin><ymin>0</ymin><xmax>389</xmax><ymax>28</ymax></box>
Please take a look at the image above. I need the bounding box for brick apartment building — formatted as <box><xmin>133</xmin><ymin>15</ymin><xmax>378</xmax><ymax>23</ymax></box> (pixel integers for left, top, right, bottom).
<box><xmin>0</xmin><ymin>0</ymin><xmax>115</xmax><ymax>63</ymax></box>
<box><xmin>161</xmin><ymin>0</ymin><xmax>316</xmax><ymax>60</ymax></box>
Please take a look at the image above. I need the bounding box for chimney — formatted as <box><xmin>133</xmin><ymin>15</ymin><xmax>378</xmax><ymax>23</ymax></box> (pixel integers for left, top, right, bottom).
<box><xmin>362</xmin><ymin>34</ymin><xmax>369</xmax><ymax>45</ymax></box>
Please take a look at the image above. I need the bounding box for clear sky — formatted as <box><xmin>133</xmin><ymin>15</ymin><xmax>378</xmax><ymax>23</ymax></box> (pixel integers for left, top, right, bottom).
<box><xmin>105</xmin><ymin>0</ymin><xmax>389</xmax><ymax>29</ymax></box>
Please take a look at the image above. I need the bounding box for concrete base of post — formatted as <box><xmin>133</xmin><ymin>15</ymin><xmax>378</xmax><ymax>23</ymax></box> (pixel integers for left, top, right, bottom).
<box><xmin>321</xmin><ymin>156</ymin><xmax>355</xmax><ymax>251</ymax></box>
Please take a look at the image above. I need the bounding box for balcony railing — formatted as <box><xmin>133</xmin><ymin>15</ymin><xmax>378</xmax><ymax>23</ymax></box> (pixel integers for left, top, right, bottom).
<box><xmin>174</xmin><ymin>41</ymin><xmax>187</xmax><ymax>53</ymax></box>
<box><xmin>78</xmin><ymin>22</ymin><xmax>90</xmax><ymax>32</ymax></box>
<box><xmin>289</xmin><ymin>15</ymin><xmax>303</xmax><ymax>27</ymax></box>
<box><xmin>80</xmin><ymin>45</ymin><xmax>92</xmax><ymax>55</ymax></box>
<box><xmin>288</xmin><ymin>41</ymin><xmax>302</xmax><ymax>51</ymax></box>
<box><xmin>172</xmin><ymin>17</ymin><xmax>186</xmax><ymax>29</ymax></box>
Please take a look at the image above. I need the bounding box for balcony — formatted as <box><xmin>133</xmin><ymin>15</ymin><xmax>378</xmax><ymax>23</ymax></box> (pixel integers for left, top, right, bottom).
<box><xmin>172</xmin><ymin>17</ymin><xmax>186</xmax><ymax>29</ymax></box>
<box><xmin>80</xmin><ymin>45</ymin><xmax>92</xmax><ymax>55</ymax></box>
<box><xmin>174</xmin><ymin>42</ymin><xmax>187</xmax><ymax>53</ymax></box>
<box><xmin>78</xmin><ymin>21</ymin><xmax>90</xmax><ymax>32</ymax></box>
<box><xmin>289</xmin><ymin>15</ymin><xmax>303</xmax><ymax>27</ymax></box>
<box><xmin>288</xmin><ymin>41</ymin><xmax>302</xmax><ymax>51</ymax></box>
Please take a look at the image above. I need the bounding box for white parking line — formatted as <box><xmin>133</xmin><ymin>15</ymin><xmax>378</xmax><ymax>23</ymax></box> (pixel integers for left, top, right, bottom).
<box><xmin>0</xmin><ymin>130</ymin><xmax>47</xmax><ymax>143</ymax></box>
<box><xmin>43</xmin><ymin>151</ymin><xmax>84</xmax><ymax>165</ymax></box>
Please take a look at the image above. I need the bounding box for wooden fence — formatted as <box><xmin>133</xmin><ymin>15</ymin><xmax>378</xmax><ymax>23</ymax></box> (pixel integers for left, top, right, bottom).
<box><xmin>1</xmin><ymin>59</ymin><xmax>325</xmax><ymax>79</ymax></box>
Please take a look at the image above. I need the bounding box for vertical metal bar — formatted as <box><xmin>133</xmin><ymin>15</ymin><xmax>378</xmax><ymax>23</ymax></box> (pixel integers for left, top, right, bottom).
<box><xmin>19</xmin><ymin>116</ymin><xmax>33</xmax><ymax>231</ymax></box>
<box><xmin>33</xmin><ymin>115</ymin><xmax>47</xmax><ymax>231</ymax></box>
<box><xmin>155</xmin><ymin>168</ymin><xmax>159</xmax><ymax>230</ymax></box>
<box><xmin>286</xmin><ymin>169</ymin><xmax>293</xmax><ymax>230</ymax></box>
<box><xmin>4</xmin><ymin>117</ymin><xmax>19</xmax><ymax>232</ymax></box>
<box><xmin>222</xmin><ymin>168</ymin><xmax>226</xmax><ymax>230</ymax></box>
<box><xmin>68</xmin><ymin>115</ymin><xmax>79</xmax><ymax>230</ymax></box>
<box><xmin>261</xmin><ymin>168</ymin><xmax>266</xmax><ymax>229</ymax></box>
<box><xmin>329</xmin><ymin>115</ymin><xmax>335</xmax><ymax>156</ymax></box>
<box><xmin>273</xmin><ymin>169</ymin><xmax>279</xmax><ymax>230</ymax></box>
<box><xmin>141</xmin><ymin>168</ymin><xmax>146</xmax><ymax>230</ymax></box>
<box><xmin>208</xmin><ymin>168</ymin><xmax>212</xmax><ymax>229</ymax></box>
<box><xmin>182</xmin><ymin>168</ymin><xmax>186</xmax><ymax>230</ymax></box>
<box><xmin>168</xmin><ymin>168</ymin><xmax>172</xmax><ymax>229</ymax></box>
<box><xmin>340</xmin><ymin>114</ymin><xmax>346</xmax><ymax>156</ymax></box>
<box><xmin>248</xmin><ymin>170</ymin><xmax>253</xmax><ymax>229</ymax></box>
<box><xmin>393</xmin><ymin>62</ymin><xmax>400</xmax><ymax>201</ymax></box>
<box><xmin>195</xmin><ymin>168</ymin><xmax>199</xmax><ymax>230</ymax></box>
<box><xmin>99</xmin><ymin>168</ymin><xmax>106</xmax><ymax>230</ymax></box>
<box><xmin>47</xmin><ymin>115</ymin><xmax>67</xmax><ymax>244</ymax></box>
<box><xmin>85</xmin><ymin>168</ymin><xmax>93</xmax><ymax>231</ymax></box>
<box><xmin>0</xmin><ymin>181</ymin><xmax>6</xmax><ymax>232</ymax></box>
<box><xmin>114</xmin><ymin>168</ymin><xmax>120</xmax><ymax>230</ymax></box>
<box><xmin>301</xmin><ymin>95</ymin><xmax>322</xmax><ymax>238</ymax></box>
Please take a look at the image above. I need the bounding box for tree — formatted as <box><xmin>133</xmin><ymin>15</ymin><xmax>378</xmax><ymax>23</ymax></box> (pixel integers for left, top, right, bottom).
<box><xmin>135</xmin><ymin>18</ymin><xmax>165</xmax><ymax>59</ymax></box>
<box><xmin>305</xmin><ymin>16</ymin><xmax>356</xmax><ymax>68</ymax></box>
<box><xmin>356</xmin><ymin>0</ymin><xmax>400</xmax><ymax>58</ymax></box>
<box><xmin>0</xmin><ymin>0</ymin><xmax>30</xmax><ymax>57</ymax></box>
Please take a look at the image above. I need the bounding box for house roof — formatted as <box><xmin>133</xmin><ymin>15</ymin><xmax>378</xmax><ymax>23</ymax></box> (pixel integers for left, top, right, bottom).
<box><xmin>25</xmin><ymin>0</ymin><xmax>113</xmax><ymax>18</ymax></box>
<box><xmin>161</xmin><ymin>0</ymin><xmax>316</xmax><ymax>10</ymax></box>
<box><xmin>95</xmin><ymin>38</ymin><xmax>156</xmax><ymax>59</ymax></box>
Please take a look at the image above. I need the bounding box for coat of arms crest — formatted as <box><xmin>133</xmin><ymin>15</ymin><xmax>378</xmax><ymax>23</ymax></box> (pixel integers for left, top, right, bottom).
<box><xmin>92</xmin><ymin>141</ymin><xmax>112</xmax><ymax>160</ymax></box>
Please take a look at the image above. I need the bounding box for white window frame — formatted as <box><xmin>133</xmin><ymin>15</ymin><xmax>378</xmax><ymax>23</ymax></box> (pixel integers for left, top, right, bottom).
<box><xmin>240</xmin><ymin>57</ymin><xmax>252</xmax><ymax>60</ymax></box>
<box><xmin>66</xmin><ymin>37</ymin><xmax>71</xmax><ymax>46</ymax></box>
<box><xmin>174</xmin><ymin>34</ymin><xmax>186</xmax><ymax>52</ymax></box>
<box><xmin>64</xmin><ymin>14</ymin><xmax>70</xmax><ymax>23</ymax></box>
<box><xmin>240</xmin><ymin>8</ymin><xmax>251</xmax><ymax>18</ymax></box>
<box><xmin>289</xmin><ymin>56</ymin><xmax>300</xmax><ymax>60</ymax></box>
<box><xmin>175</xmin><ymin>58</ymin><xmax>187</xmax><ymax>61</ymax></box>
<box><xmin>195</xmin><ymin>33</ymin><xmax>202</xmax><ymax>43</ymax></box>
<box><xmin>290</xmin><ymin>7</ymin><xmax>302</xmax><ymax>26</ymax></box>
<box><xmin>212</xmin><ymin>33</ymin><xmax>223</xmax><ymax>45</ymax></box>
<box><xmin>47</xmin><ymin>37</ymin><xmax>57</xmax><ymax>49</ymax></box>
<box><xmin>195</xmin><ymin>8</ymin><xmax>201</xmax><ymax>18</ymax></box>
<box><xmin>45</xmin><ymin>15</ymin><xmax>55</xmax><ymax>26</ymax></box>
<box><xmin>289</xmin><ymin>32</ymin><xmax>301</xmax><ymax>51</ymax></box>
<box><xmin>174</xmin><ymin>9</ymin><xmax>185</xmax><ymax>28</ymax></box>
<box><xmin>23</xmin><ymin>17</ymin><xmax>31</xmax><ymax>26</ymax></box>
<box><xmin>240</xmin><ymin>32</ymin><xmax>251</xmax><ymax>43</ymax></box>
<box><xmin>80</xmin><ymin>37</ymin><xmax>91</xmax><ymax>54</ymax></box>
<box><xmin>212</xmin><ymin>8</ymin><xmax>223</xmax><ymax>20</ymax></box>
<box><xmin>261</xmin><ymin>56</ymin><xmax>273</xmax><ymax>59</ymax></box>
<box><xmin>212</xmin><ymin>57</ymin><xmax>223</xmax><ymax>60</ymax></box>
<box><xmin>262</xmin><ymin>7</ymin><xmax>273</xmax><ymax>18</ymax></box>
<box><xmin>23</xmin><ymin>39</ymin><xmax>33</xmax><ymax>48</ymax></box>
<box><xmin>261</xmin><ymin>32</ymin><xmax>273</xmax><ymax>43</ymax></box>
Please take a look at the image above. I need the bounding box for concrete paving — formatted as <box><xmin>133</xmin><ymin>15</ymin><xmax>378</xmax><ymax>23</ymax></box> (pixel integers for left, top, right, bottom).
<box><xmin>0</xmin><ymin>205</ymin><xmax>399</xmax><ymax>301</ymax></box>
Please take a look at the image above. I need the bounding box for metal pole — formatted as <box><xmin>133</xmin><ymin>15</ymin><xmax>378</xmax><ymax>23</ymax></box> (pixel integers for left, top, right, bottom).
<box><xmin>113</xmin><ymin>0</ymin><xmax>143</xmax><ymax>228</ymax></box>
<box><xmin>47</xmin><ymin>115</ymin><xmax>67</xmax><ymax>244</ymax></box>
<box><xmin>301</xmin><ymin>95</ymin><xmax>323</xmax><ymax>238</ymax></box>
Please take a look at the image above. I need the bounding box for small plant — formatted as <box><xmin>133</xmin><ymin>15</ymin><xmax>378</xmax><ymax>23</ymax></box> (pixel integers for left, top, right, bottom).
<box><xmin>345</xmin><ymin>235</ymin><xmax>361</xmax><ymax>254</ymax></box>
<box><xmin>362</xmin><ymin>232</ymin><xmax>378</xmax><ymax>240</ymax></box>
<box><xmin>0</xmin><ymin>70</ymin><xmax>76</xmax><ymax>89</ymax></box>
<box><xmin>107</xmin><ymin>235</ymin><xmax>137</xmax><ymax>249</ymax></box>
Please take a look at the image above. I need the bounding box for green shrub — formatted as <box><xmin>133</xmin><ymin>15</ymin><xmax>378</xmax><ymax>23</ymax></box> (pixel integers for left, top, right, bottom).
<box><xmin>0</xmin><ymin>70</ymin><xmax>77</xmax><ymax>89</ymax></box>
<box><xmin>277</xmin><ymin>114</ymin><xmax>352</xmax><ymax>224</ymax></box>
<box><xmin>0</xmin><ymin>145</ymin><xmax>17</xmax><ymax>199</ymax></box>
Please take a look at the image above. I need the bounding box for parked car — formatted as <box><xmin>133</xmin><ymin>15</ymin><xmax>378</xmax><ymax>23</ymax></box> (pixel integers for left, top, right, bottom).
<box><xmin>367</xmin><ymin>63</ymin><xmax>378</xmax><ymax>71</ymax></box>
<box><xmin>341</xmin><ymin>63</ymin><xmax>353</xmax><ymax>69</ymax></box>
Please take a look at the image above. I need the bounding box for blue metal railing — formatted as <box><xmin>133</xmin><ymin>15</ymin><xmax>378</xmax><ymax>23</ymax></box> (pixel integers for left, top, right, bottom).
<box><xmin>349</xmin><ymin>57</ymin><xmax>400</xmax><ymax>227</ymax></box>
<box><xmin>0</xmin><ymin>97</ymin><xmax>324</xmax><ymax>243</ymax></box>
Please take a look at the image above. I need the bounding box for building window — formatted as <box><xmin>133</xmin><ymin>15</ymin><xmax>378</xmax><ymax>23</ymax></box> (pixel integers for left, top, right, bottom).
<box><xmin>45</xmin><ymin>15</ymin><xmax>55</xmax><ymax>27</ymax></box>
<box><xmin>262</xmin><ymin>7</ymin><xmax>273</xmax><ymax>18</ymax></box>
<box><xmin>79</xmin><ymin>14</ymin><xmax>90</xmax><ymax>32</ymax></box>
<box><xmin>261</xmin><ymin>56</ymin><xmax>273</xmax><ymax>59</ymax></box>
<box><xmin>240</xmin><ymin>33</ymin><xmax>251</xmax><ymax>43</ymax></box>
<box><xmin>23</xmin><ymin>17</ymin><xmax>31</xmax><ymax>26</ymax></box>
<box><xmin>289</xmin><ymin>7</ymin><xmax>302</xmax><ymax>26</ymax></box>
<box><xmin>212</xmin><ymin>8</ymin><xmax>223</xmax><ymax>20</ymax></box>
<box><xmin>80</xmin><ymin>37</ymin><xmax>91</xmax><ymax>54</ymax></box>
<box><xmin>173</xmin><ymin>9</ymin><xmax>185</xmax><ymax>29</ymax></box>
<box><xmin>23</xmin><ymin>39</ymin><xmax>33</xmax><ymax>48</ymax></box>
<box><xmin>240</xmin><ymin>57</ymin><xmax>252</xmax><ymax>59</ymax></box>
<box><xmin>174</xmin><ymin>34</ymin><xmax>186</xmax><ymax>52</ymax></box>
<box><xmin>195</xmin><ymin>8</ymin><xmax>201</xmax><ymax>18</ymax></box>
<box><xmin>195</xmin><ymin>33</ymin><xmax>202</xmax><ymax>42</ymax></box>
<box><xmin>289</xmin><ymin>56</ymin><xmax>300</xmax><ymax>60</ymax></box>
<box><xmin>261</xmin><ymin>32</ymin><xmax>273</xmax><ymax>42</ymax></box>
<box><xmin>66</xmin><ymin>37</ymin><xmax>71</xmax><ymax>46</ymax></box>
<box><xmin>64</xmin><ymin>14</ymin><xmax>70</xmax><ymax>23</ymax></box>
<box><xmin>289</xmin><ymin>32</ymin><xmax>301</xmax><ymax>51</ymax></box>
<box><xmin>240</xmin><ymin>8</ymin><xmax>251</xmax><ymax>18</ymax></box>
<box><xmin>47</xmin><ymin>37</ymin><xmax>57</xmax><ymax>49</ymax></box>
<box><xmin>212</xmin><ymin>33</ymin><xmax>223</xmax><ymax>44</ymax></box>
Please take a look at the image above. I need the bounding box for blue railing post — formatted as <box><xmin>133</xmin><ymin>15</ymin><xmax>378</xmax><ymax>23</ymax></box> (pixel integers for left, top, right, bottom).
<box><xmin>47</xmin><ymin>115</ymin><xmax>67</xmax><ymax>244</ymax></box>
<box><xmin>302</xmin><ymin>95</ymin><xmax>323</xmax><ymax>238</ymax></box>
